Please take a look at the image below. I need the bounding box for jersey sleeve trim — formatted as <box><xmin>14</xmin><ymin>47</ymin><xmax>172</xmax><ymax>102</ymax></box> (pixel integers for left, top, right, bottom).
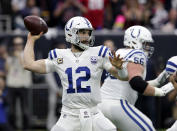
<box><xmin>102</xmin><ymin>47</ymin><xmax>108</xmax><ymax>57</ymax></box>
<box><xmin>49</xmin><ymin>51</ymin><xmax>53</xmax><ymax>60</ymax></box>
<box><xmin>49</xmin><ymin>49</ymin><xmax>58</xmax><ymax>60</ymax></box>
<box><xmin>98</xmin><ymin>45</ymin><xmax>104</xmax><ymax>56</ymax></box>
<box><xmin>53</xmin><ymin>49</ymin><xmax>57</xmax><ymax>58</ymax></box>
<box><xmin>98</xmin><ymin>46</ymin><xmax>109</xmax><ymax>58</ymax></box>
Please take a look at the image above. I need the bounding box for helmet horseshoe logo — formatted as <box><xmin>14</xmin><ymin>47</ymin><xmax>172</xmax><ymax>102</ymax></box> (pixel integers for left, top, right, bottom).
<box><xmin>131</xmin><ymin>29</ymin><xmax>141</xmax><ymax>38</ymax></box>
<box><xmin>66</xmin><ymin>20</ymin><xmax>74</xmax><ymax>31</ymax></box>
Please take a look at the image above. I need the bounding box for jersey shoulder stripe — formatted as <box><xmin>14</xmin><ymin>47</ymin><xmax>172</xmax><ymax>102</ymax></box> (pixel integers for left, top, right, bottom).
<box><xmin>98</xmin><ymin>45</ymin><xmax>104</xmax><ymax>56</ymax></box>
<box><xmin>53</xmin><ymin>49</ymin><xmax>57</xmax><ymax>58</ymax></box>
<box><xmin>98</xmin><ymin>45</ymin><xmax>109</xmax><ymax>58</ymax></box>
<box><xmin>124</xmin><ymin>49</ymin><xmax>146</xmax><ymax>60</ymax></box>
<box><xmin>49</xmin><ymin>49</ymin><xmax>58</xmax><ymax>60</ymax></box>
<box><xmin>102</xmin><ymin>47</ymin><xmax>109</xmax><ymax>57</ymax></box>
<box><xmin>49</xmin><ymin>50</ymin><xmax>53</xmax><ymax>60</ymax></box>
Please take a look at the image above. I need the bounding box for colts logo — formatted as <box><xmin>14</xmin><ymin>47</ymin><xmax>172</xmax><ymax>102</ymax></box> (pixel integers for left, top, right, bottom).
<box><xmin>90</xmin><ymin>56</ymin><xmax>97</xmax><ymax>64</ymax></box>
<box><xmin>57</xmin><ymin>58</ymin><xmax>63</xmax><ymax>64</ymax></box>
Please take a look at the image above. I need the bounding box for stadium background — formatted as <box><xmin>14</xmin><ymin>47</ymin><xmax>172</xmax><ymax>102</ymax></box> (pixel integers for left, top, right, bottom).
<box><xmin>0</xmin><ymin>0</ymin><xmax>177</xmax><ymax>131</ymax></box>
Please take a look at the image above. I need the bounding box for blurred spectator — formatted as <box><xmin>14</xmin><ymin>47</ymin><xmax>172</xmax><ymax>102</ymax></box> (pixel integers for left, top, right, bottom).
<box><xmin>21</xmin><ymin>0</ymin><xmax>40</xmax><ymax>17</ymax></box>
<box><xmin>12</xmin><ymin>0</ymin><xmax>41</xmax><ymax>32</ymax></box>
<box><xmin>103</xmin><ymin>39</ymin><xmax>116</xmax><ymax>52</ymax></box>
<box><xmin>6</xmin><ymin>37</ymin><xmax>32</xmax><ymax>130</ymax></box>
<box><xmin>161</xmin><ymin>9</ymin><xmax>177</xmax><ymax>33</ymax></box>
<box><xmin>122</xmin><ymin>0</ymin><xmax>143</xmax><ymax>29</ymax></box>
<box><xmin>79</xmin><ymin>0</ymin><xmax>112</xmax><ymax>29</ymax></box>
<box><xmin>111</xmin><ymin>0</ymin><xmax>125</xmax><ymax>30</ymax></box>
<box><xmin>0</xmin><ymin>44</ymin><xmax>8</xmax><ymax>78</ymax></box>
<box><xmin>11</xmin><ymin>0</ymin><xmax>27</xmax><ymax>13</ymax></box>
<box><xmin>46</xmin><ymin>43</ymin><xmax>65</xmax><ymax>131</ymax></box>
<box><xmin>49</xmin><ymin>0</ymin><xmax>84</xmax><ymax>28</ymax></box>
<box><xmin>11</xmin><ymin>0</ymin><xmax>27</xmax><ymax>31</ymax></box>
<box><xmin>171</xmin><ymin>0</ymin><xmax>177</xmax><ymax>10</ymax></box>
<box><xmin>0</xmin><ymin>0</ymin><xmax>12</xmax><ymax>15</ymax></box>
<box><xmin>35</xmin><ymin>0</ymin><xmax>50</xmax><ymax>23</ymax></box>
<box><xmin>0</xmin><ymin>77</ymin><xmax>14</xmax><ymax>131</ymax></box>
<box><xmin>150</xmin><ymin>0</ymin><xmax>168</xmax><ymax>29</ymax></box>
<box><xmin>138</xmin><ymin>0</ymin><xmax>154</xmax><ymax>27</ymax></box>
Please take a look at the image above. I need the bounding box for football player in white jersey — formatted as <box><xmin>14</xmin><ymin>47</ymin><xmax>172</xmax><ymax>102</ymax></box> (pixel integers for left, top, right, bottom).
<box><xmin>149</xmin><ymin>56</ymin><xmax>177</xmax><ymax>131</ymax></box>
<box><xmin>22</xmin><ymin>16</ymin><xmax>126</xmax><ymax>131</ymax></box>
<box><xmin>99</xmin><ymin>25</ymin><xmax>177</xmax><ymax>131</ymax></box>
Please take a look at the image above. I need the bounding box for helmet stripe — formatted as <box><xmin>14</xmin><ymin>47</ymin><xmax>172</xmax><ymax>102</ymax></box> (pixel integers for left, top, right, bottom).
<box><xmin>166</xmin><ymin>68</ymin><xmax>175</xmax><ymax>73</ymax></box>
<box><xmin>69</xmin><ymin>20</ymin><xmax>74</xmax><ymax>28</ymax></box>
<box><xmin>167</xmin><ymin>61</ymin><xmax>177</xmax><ymax>68</ymax></box>
<box><xmin>84</xmin><ymin>18</ymin><xmax>91</xmax><ymax>28</ymax></box>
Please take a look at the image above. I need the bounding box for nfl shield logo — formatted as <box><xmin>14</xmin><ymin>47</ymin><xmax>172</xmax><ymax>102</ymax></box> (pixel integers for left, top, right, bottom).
<box><xmin>90</xmin><ymin>56</ymin><xmax>97</xmax><ymax>64</ymax></box>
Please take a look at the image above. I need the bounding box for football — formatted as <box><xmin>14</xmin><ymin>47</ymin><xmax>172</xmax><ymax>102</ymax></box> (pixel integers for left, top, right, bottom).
<box><xmin>24</xmin><ymin>15</ymin><xmax>48</xmax><ymax>35</ymax></box>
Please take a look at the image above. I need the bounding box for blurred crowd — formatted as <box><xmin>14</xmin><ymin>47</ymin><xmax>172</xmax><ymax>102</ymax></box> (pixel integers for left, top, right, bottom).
<box><xmin>0</xmin><ymin>0</ymin><xmax>177</xmax><ymax>33</ymax></box>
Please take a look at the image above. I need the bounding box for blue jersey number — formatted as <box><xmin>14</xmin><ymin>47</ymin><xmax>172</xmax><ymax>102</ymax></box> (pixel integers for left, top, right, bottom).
<box><xmin>134</xmin><ymin>57</ymin><xmax>144</xmax><ymax>65</ymax></box>
<box><xmin>65</xmin><ymin>67</ymin><xmax>91</xmax><ymax>93</ymax></box>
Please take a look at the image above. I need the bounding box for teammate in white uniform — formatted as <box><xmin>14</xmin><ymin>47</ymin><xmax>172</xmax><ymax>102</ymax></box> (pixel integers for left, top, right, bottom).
<box><xmin>149</xmin><ymin>56</ymin><xmax>177</xmax><ymax>131</ymax></box>
<box><xmin>99</xmin><ymin>25</ymin><xmax>177</xmax><ymax>131</ymax></box>
<box><xmin>22</xmin><ymin>16</ymin><xmax>125</xmax><ymax>131</ymax></box>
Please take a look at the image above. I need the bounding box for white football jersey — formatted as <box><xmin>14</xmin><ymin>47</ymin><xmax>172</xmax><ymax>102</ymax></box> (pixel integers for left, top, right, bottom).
<box><xmin>101</xmin><ymin>48</ymin><xmax>147</xmax><ymax>105</ymax></box>
<box><xmin>45</xmin><ymin>46</ymin><xmax>112</xmax><ymax>109</ymax></box>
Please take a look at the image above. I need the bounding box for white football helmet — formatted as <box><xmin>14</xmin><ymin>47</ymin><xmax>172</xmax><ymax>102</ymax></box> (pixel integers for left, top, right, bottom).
<box><xmin>65</xmin><ymin>16</ymin><xmax>94</xmax><ymax>50</ymax></box>
<box><xmin>124</xmin><ymin>25</ymin><xmax>154</xmax><ymax>58</ymax></box>
<box><xmin>166</xmin><ymin>56</ymin><xmax>177</xmax><ymax>75</ymax></box>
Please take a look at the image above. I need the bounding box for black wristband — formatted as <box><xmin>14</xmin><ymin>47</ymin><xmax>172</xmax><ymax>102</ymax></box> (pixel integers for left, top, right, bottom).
<box><xmin>129</xmin><ymin>76</ymin><xmax>148</xmax><ymax>94</ymax></box>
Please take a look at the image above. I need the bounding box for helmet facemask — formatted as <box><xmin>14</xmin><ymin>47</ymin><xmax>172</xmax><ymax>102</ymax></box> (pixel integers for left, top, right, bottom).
<box><xmin>142</xmin><ymin>42</ymin><xmax>154</xmax><ymax>58</ymax></box>
<box><xmin>74</xmin><ymin>29</ymin><xmax>95</xmax><ymax>50</ymax></box>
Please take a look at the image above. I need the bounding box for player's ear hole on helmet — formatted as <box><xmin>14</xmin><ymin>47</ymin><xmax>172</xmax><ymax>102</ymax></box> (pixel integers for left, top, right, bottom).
<box><xmin>132</xmin><ymin>41</ymin><xmax>136</xmax><ymax>45</ymax></box>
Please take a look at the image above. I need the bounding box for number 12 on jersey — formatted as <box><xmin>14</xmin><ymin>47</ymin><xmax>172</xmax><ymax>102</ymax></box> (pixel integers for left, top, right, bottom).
<box><xmin>65</xmin><ymin>67</ymin><xmax>91</xmax><ymax>93</ymax></box>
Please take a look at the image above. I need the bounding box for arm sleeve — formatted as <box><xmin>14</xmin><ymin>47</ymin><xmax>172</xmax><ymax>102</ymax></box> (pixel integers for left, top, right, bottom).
<box><xmin>45</xmin><ymin>50</ymin><xmax>56</xmax><ymax>73</ymax></box>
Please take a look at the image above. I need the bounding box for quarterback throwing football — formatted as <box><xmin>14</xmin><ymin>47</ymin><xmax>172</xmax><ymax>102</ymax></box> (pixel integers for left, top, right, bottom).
<box><xmin>22</xmin><ymin>16</ymin><xmax>125</xmax><ymax>131</ymax></box>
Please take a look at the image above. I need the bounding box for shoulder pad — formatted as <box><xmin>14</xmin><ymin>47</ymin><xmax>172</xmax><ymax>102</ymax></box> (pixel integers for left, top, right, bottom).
<box><xmin>124</xmin><ymin>49</ymin><xmax>147</xmax><ymax>66</ymax></box>
<box><xmin>48</xmin><ymin>49</ymin><xmax>58</xmax><ymax>60</ymax></box>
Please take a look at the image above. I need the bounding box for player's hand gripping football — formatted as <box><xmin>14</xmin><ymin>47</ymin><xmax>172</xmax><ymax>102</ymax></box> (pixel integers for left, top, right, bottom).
<box><xmin>109</xmin><ymin>51</ymin><xmax>124</xmax><ymax>70</ymax></box>
<box><xmin>27</xmin><ymin>32</ymin><xmax>43</xmax><ymax>42</ymax></box>
<box><xmin>169</xmin><ymin>71</ymin><xmax>177</xmax><ymax>92</ymax></box>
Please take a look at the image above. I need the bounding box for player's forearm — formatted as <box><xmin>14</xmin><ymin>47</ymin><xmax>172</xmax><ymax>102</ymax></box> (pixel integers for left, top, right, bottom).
<box><xmin>23</xmin><ymin>39</ymin><xmax>47</xmax><ymax>73</ymax></box>
<box><xmin>143</xmin><ymin>82</ymin><xmax>174</xmax><ymax>97</ymax></box>
<box><xmin>23</xmin><ymin>38</ymin><xmax>37</xmax><ymax>72</ymax></box>
<box><xmin>109</xmin><ymin>66</ymin><xmax>128</xmax><ymax>81</ymax></box>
